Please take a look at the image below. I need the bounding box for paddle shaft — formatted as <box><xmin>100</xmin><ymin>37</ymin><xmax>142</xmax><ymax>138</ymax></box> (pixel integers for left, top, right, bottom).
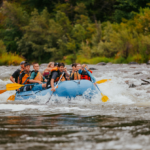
<box><xmin>84</xmin><ymin>67</ymin><xmax>102</xmax><ymax>93</ymax></box>
<box><xmin>95</xmin><ymin>83</ymin><xmax>102</xmax><ymax>94</ymax></box>
<box><xmin>46</xmin><ymin>72</ymin><xmax>65</xmax><ymax>104</ymax></box>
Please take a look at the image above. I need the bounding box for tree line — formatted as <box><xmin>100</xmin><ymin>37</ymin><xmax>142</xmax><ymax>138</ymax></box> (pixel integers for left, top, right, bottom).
<box><xmin>0</xmin><ymin>0</ymin><xmax>150</xmax><ymax>64</ymax></box>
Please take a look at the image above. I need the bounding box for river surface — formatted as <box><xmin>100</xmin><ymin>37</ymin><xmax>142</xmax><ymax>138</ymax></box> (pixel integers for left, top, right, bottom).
<box><xmin>1</xmin><ymin>64</ymin><xmax>150</xmax><ymax>149</ymax></box>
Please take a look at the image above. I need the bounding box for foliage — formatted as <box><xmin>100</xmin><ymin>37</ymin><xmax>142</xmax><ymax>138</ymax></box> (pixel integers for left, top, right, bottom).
<box><xmin>0</xmin><ymin>40</ymin><xmax>24</xmax><ymax>65</ymax></box>
<box><xmin>76</xmin><ymin>55</ymin><xmax>113</xmax><ymax>64</ymax></box>
<box><xmin>113</xmin><ymin>0</ymin><xmax>150</xmax><ymax>23</ymax></box>
<box><xmin>0</xmin><ymin>40</ymin><xmax>6</xmax><ymax>56</ymax></box>
<box><xmin>1</xmin><ymin>1</ymin><xmax>150</xmax><ymax>64</ymax></box>
<box><xmin>0</xmin><ymin>52</ymin><xmax>24</xmax><ymax>66</ymax></box>
<box><xmin>0</xmin><ymin>1</ymin><xmax>29</xmax><ymax>53</ymax></box>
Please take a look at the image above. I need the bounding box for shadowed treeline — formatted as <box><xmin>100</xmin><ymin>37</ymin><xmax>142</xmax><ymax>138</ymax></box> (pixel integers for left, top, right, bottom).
<box><xmin>0</xmin><ymin>0</ymin><xmax>150</xmax><ymax>64</ymax></box>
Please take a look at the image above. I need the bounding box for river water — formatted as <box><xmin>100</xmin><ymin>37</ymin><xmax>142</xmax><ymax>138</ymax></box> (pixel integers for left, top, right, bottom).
<box><xmin>0</xmin><ymin>64</ymin><xmax>150</xmax><ymax>149</ymax></box>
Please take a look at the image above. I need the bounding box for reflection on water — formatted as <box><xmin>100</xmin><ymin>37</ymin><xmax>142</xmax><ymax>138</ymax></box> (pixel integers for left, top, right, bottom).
<box><xmin>0</xmin><ymin>114</ymin><xmax>150</xmax><ymax>149</ymax></box>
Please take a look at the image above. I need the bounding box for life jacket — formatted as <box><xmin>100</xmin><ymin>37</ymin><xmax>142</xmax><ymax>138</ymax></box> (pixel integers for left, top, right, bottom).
<box><xmin>20</xmin><ymin>71</ymin><xmax>31</xmax><ymax>84</ymax></box>
<box><xmin>50</xmin><ymin>67</ymin><xmax>65</xmax><ymax>82</ymax></box>
<box><xmin>81</xmin><ymin>70</ymin><xmax>92</xmax><ymax>81</ymax></box>
<box><xmin>70</xmin><ymin>71</ymin><xmax>81</xmax><ymax>80</ymax></box>
<box><xmin>33</xmin><ymin>71</ymin><xmax>43</xmax><ymax>82</ymax></box>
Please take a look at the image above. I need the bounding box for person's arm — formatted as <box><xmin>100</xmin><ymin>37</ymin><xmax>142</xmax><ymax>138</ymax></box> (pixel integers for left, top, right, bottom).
<box><xmin>10</xmin><ymin>70</ymin><xmax>20</xmax><ymax>83</ymax></box>
<box><xmin>10</xmin><ymin>76</ymin><xmax>15</xmax><ymax>83</ymax></box>
<box><xmin>29</xmin><ymin>79</ymin><xmax>42</xmax><ymax>84</ymax></box>
<box><xmin>44</xmin><ymin>79</ymin><xmax>47</xmax><ymax>82</ymax></box>
<box><xmin>64</xmin><ymin>67</ymin><xmax>70</xmax><ymax>77</ymax></box>
<box><xmin>50</xmin><ymin>72</ymin><xmax>58</xmax><ymax>91</ymax></box>
<box><xmin>51</xmin><ymin>79</ymin><xmax>55</xmax><ymax>91</ymax></box>
<box><xmin>42</xmin><ymin>76</ymin><xmax>47</xmax><ymax>82</ymax></box>
<box><xmin>78</xmin><ymin>69</ymin><xmax>82</xmax><ymax>74</ymax></box>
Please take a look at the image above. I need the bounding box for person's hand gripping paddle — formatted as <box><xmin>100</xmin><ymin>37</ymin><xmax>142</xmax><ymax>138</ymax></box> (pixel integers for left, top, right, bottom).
<box><xmin>46</xmin><ymin>72</ymin><xmax>65</xmax><ymax>104</ymax></box>
<box><xmin>84</xmin><ymin>67</ymin><xmax>109</xmax><ymax>102</ymax></box>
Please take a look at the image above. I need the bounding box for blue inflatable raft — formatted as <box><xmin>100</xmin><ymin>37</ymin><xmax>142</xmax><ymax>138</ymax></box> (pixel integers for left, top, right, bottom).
<box><xmin>15</xmin><ymin>80</ymin><xmax>98</xmax><ymax>100</ymax></box>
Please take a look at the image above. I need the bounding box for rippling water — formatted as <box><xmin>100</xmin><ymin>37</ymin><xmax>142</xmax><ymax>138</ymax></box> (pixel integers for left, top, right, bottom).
<box><xmin>1</xmin><ymin>64</ymin><xmax>150</xmax><ymax>149</ymax></box>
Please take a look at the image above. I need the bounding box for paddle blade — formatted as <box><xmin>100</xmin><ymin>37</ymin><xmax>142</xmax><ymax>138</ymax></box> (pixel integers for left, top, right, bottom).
<box><xmin>96</xmin><ymin>79</ymin><xmax>111</xmax><ymax>84</ymax></box>
<box><xmin>101</xmin><ymin>93</ymin><xmax>109</xmax><ymax>102</ymax></box>
<box><xmin>6</xmin><ymin>83</ymin><xmax>24</xmax><ymax>91</ymax></box>
<box><xmin>7</xmin><ymin>94</ymin><xmax>15</xmax><ymax>101</ymax></box>
<box><xmin>0</xmin><ymin>89</ymin><xmax>7</xmax><ymax>94</ymax></box>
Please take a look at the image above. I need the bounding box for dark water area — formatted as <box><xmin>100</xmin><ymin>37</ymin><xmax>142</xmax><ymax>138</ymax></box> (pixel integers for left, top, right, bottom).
<box><xmin>0</xmin><ymin>114</ymin><xmax>150</xmax><ymax>149</ymax></box>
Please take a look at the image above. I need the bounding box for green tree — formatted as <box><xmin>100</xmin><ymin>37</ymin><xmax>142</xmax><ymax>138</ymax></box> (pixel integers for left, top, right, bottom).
<box><xmin>113</xmin><ymin>0</ymin><xmax>150</xmax><ymax>23</ymax></box>
<box><xmin>17</xmin><ymin>8</ymin><xmax>60</xmax><ymax>62</ymax></box>
<box><xmin>0</xmin><ymin>1</ymin><xmax>29</xmax><ymax>53</ymax></box>
<box><xmin>0</xmin><ymin>40</ymin><xmax>6</xmax><ymax>56</ymax></box>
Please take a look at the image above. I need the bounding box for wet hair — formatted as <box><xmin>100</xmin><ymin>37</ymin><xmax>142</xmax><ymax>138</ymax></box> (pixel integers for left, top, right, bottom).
<box><xmin>24</xmin><ymin>63</ymin><xmax>30</xmax><ymax>67</ymax></box>
<box><xmin>58</xmin><ymin>63</ymin><xmax>65</xmax><ymax>67</ymax></box>
<box><xmin>33</xmin><ymin>62</ymin><xmax>39</xmax><ymax>67</ymax></box>
<box><xmin>72</xmin><ymin>63</ymin><xmax>76</xmax><ymax>67</ymax></box>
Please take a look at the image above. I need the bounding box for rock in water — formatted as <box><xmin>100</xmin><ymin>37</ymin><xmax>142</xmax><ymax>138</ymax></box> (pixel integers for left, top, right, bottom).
<box><xmin>89</xmin><ymin>68</ymin><xmax>97</xmax><ymax>70</ymax></box>
<box><xmin>129</xmin><ymin>83</ymin><xmax>136</xmax><ymax>88</ymax></box>
<box><xmin>97</xmin><ymin>62</ymin><xmax>106</xmax><ymax>65</ymax></box>
<box><xmin>134</xmin><ymin>72</ymin><xmax>142</xmax><ymax>75</ymax></box>
<box><xmin>128</xmin><ymin>62</ymin><xmax>139</xmax><ymax>65</ymax></box>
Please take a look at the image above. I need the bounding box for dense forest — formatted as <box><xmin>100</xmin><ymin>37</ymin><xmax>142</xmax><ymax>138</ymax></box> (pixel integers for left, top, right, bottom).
<box><xmin>0</xmin><ymin>0</ymin><xmax>150</xmax><ymax>64</ymax></box>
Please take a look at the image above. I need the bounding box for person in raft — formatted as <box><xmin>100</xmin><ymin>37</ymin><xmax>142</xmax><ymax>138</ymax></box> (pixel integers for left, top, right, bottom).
<box><xmin>29</xmin><ymin>63</ymin><xmax>47</xmax><ymax>84</ymax></box>
<box><xmin>43</xmin><ymin>62</ymin><xmax>54</xmax><ymax>80</ymax></box>
<box><xmin>43</xmin><ymin>63</ymin><xmax>68</xmax><ymax>91</ymax></box>
<box><xmin>10</xmin><ymin>61</ymin><xmax>26</xmax><ymax>83</ymax></box>
<box><xmin>70</xmin><ymin>63</ymin><xmax>81</xmax><ymax>80</ymax></box>
<box><xmin>76</xmin><ymin>63</ymin><xmax>82</xmax><ymax>71</ymax></box>
<box><xmin>19</xmin><ymin>63</ymin><xmax>31</xmax><ymax>85</ymax></box>
<box><xmin>19</xmin><ymin>63</ymin><xmax>32</xmax><ymax>91</ymax></box>
<box><xmin>78</xmin><ymin>64</ymin><xmax>93</xmax><ymax>81</ymax></box>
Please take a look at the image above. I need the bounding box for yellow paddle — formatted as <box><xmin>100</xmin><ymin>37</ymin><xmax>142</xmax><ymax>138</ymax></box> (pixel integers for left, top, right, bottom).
<box><xmin>95</xmin><ymin>84</ymin><xmax>109</xmax><ymax>102</ymax></box>
<box><xmin>96</xmin><ymin>79</ymin><xmax>111</xmax><ymax>84</ymax></box>
<box><xmin>6</xmin><ymin>83</ymin><xmax>24</xmax><ymax>91</ymax></box>
<box><xmin>7</xmin><ymin>94</ymin><xmax>16</xmax><ymax>101</ymax></box>
<box><xmin>0</xmin><ymin>83</ymin><xmax>24</xmax><ymax>95</ymax></box>
<box><xmin>84</xmin><ymin>67</ymin><xmax>109</xmax><ymax>102</ymax></box>
<box><xmin>101</xmin><ymin>93</ymin><xmax>109</xmax><ymax>102</ymax></box>
<box><xmin>6</xmin><ymin>83</ymin><xmax>24</xmax><ymax>101</ymax></box>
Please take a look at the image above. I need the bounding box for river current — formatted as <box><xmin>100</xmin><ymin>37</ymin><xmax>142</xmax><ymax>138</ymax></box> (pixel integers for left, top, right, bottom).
<box><xmin>0</xmin><ymin>64</ymin><xmax>150</xmax><ymax>149</ymax></box>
